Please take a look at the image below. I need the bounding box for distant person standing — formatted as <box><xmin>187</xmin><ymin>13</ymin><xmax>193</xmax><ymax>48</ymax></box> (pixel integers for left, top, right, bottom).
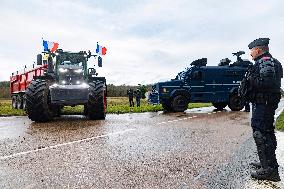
<box><xmin>127</xmin><ymin>89</ymin><xmax>134</xmax><ymax>107</ymax></box>
<box><xmin>135</xmin><ymin>89</ymin><xmax>141</xmax><ymax>107</ymax></box>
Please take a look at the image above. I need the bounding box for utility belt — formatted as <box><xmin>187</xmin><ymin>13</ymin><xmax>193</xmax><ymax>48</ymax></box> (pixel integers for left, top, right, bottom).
<box><xmin>249</xmin><ymin>92</ymin><xmax>281</xmax><ymax>104</ymax></box>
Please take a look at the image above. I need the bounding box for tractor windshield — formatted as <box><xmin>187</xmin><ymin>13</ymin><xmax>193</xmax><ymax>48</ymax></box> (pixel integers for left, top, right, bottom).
<box><xmin>58</xmin><ymin>61</ymin><xmax>84</xmax><ymax>85</ymax></box>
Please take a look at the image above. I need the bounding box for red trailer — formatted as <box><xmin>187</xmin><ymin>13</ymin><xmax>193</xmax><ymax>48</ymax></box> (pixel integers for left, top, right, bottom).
<box><xmin>10</xmin><ymin>64</ymin><xmax>48</xmax><ymax>109</ymax></box>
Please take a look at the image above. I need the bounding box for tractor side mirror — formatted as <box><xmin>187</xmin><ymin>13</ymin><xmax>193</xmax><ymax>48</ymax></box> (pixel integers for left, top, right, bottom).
<box><xmin>98</xmin><ymin>56</ymin><xmax>102</xmax><ymax>67</ymax></box>
<box><xmin>37</xmin><ymin>54</ymin><xmax>42</xmax><ymax>65</ymax></box>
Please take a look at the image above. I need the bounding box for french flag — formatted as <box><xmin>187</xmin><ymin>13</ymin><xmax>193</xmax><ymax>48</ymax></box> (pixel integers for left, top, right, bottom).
<box><xmin>43</xmin><ymin>39</ymin><xmax>59</xmax><ymax>52</ymax></box>
<box><xmin>96</xmin><ymin>42</ymin><xmax>107</xmax><ymax>55</ymax></box>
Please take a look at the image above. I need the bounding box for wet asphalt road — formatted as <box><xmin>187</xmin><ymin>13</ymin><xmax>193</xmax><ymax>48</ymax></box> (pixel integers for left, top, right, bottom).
<box><xmin>0</xmin><ymin>102</ymin><xmax>284</xmax><ymax>189</ymax></box>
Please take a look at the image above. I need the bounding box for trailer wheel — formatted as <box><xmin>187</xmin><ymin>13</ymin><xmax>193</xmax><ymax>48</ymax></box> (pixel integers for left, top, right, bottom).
<box><xmin>171</xmin><ymin>95</ymin><xmax>188</xmax><ymax>112</ymax></box>
<box><xmin>228</xmin><ymin>94</ymin><xmax>244</xmax><ymax>111</ymax></box>
<box><xmin>25</xmin><ymin>80</ymin><xmax>54</xmax><ymax>122</ymax></box>
<box><xmin>16</xmin><ymin>95</ymin><xmax>23</xmax><ymax>109</ymax></box>
<box><xmin>162</xmin><ymin>102</ymin><xmax>172</xmax><ymax>112</ymax></box>
<box><xmin>87</xmin><ymin>80</ymin><xmax>107</xmax><ymax>120</ymax></box>
<box><xmin>212</xmin><ymin>102</ymin><xmax>227</xmax><ymax>110</ymax></box>
<box><xmin>12</xmin><ymin>96</ymin><xmax>17</xmax><ymax>109</ymax></box>
<box><xmin>22</xmin><ymin>95</ymin><xmax>27</xmax><ymax>110</ymax></box>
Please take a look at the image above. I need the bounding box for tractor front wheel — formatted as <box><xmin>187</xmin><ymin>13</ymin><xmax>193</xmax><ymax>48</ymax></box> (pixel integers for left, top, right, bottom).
<box><xmin>87</xmin><ymin>80</ymin><xmax>107</xmax><ymax>120</ymax></box>
<box><xmin>25</xmin><ymin>80</ymin><xmax>54</xmax><ymax>122</ymax></box>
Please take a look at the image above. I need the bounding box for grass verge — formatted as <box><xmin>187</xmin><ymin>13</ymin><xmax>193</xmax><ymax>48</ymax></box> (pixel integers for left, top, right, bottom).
<box><xmin>276</xmin><ymin>109</ymin><xmax>284</xmax><ymax>131</ymax></box>
<box><xmin>0</xmin><ymin>97</ymin><xmax>212</xmax><ymax>116</ymax></box>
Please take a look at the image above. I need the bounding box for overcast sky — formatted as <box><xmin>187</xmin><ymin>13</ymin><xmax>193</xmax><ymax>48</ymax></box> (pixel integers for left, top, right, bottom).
<box><xmin>1</xmin><ymin>0</ymin><xmax>284</xmax><ymax>85</ymax></box>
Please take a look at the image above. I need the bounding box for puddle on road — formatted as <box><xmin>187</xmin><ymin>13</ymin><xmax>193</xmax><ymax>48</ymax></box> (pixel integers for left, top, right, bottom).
<box><xmin>0</xmin><ymin>117</ymin><xmax>30</xmax><ymax>140</ymax></box>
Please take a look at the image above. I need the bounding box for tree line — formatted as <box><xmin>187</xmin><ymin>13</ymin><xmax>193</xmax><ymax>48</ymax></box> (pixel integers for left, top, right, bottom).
<box><xmin>2</xmin><ymin>80</ymin><xmax>284</xmax><ymax>99</ymax></box>
<box><xmin>0</xmin><ymin>81</ymin><xmax>152</xmax><ymax>99</ymax></box>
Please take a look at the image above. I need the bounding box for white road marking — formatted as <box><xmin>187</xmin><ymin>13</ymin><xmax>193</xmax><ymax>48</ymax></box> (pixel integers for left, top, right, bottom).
<box><xmin>212</xmin><ymin>112</ymin><xmax>216</xmax><ymax>114</ymax></box>
<box><xmin>0</xmin><ymin>129</ymin><xmax>135</xmax><ymax>161</ymax></box>
<box><xmin>208</xmin><ymin>113</ymin><xmax>212</xmax><ymax>115</ymax></box>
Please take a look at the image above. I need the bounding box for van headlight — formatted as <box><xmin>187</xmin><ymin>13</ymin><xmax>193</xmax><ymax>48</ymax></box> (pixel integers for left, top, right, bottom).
<box><xmin>59</xmin><ymin>68</ymin><xmax>68</xmax><ymax>73</ymax></box>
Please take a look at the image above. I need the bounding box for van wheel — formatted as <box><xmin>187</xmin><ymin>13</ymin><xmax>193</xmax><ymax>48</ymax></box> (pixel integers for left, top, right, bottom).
<box><xmin>162</xmin><ymin>102</ymin><xmax>172</xmax><ymax>112</ymax></box>
<box><xmin>212</xmin><ymin>102</ymin><xmax>227</xmax><ymax>110</ymax></box>
<box><xmin>228</xmin><ymin>94</ymin><xmax>244</xmax><ymax>111</ymax></box>
<box><xmin>172</xmin><ymin>95</ymin><xmax>188</xmax><ymax>112</ymax></box>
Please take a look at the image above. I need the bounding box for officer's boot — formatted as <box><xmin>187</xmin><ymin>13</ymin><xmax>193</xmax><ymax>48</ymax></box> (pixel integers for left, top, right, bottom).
<box><xmin>250</xmin><ymin>161</ymin><xmax>261</xmax><ymax>169</ymax></box>
<box><xmin>251</xmin><ymin>131</ymin><xmax>280</xmax><ymax>182</ymax></box>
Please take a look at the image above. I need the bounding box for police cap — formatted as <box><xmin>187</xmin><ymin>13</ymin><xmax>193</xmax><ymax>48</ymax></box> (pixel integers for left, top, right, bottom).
<box><xmin>248</xmin><ymin>38</ymin><xmax>270</xmax><ymax>49</ymax></box>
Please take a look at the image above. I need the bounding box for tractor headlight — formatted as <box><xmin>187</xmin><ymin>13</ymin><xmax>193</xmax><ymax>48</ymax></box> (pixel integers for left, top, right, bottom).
<box><xmin>80</xmin><ymin>83</ymin><xmax>89</xmax><ymax>88</ymax></box>
<box><xmin>50</xmin><ymin>83</ymin><xmax>59</xmax><ymax>88</ymax></box>
<box><xmin>74</xmin><ymin>69</ymin><xmax>83</xmax><ymax>73</ymax></box>
<box><xmin>163</xmin><ymin>88</ymin><xmax>167</xmax><ymax>93</ymax></box>
<box><xmin>59</xmin><ymin>68</ymin><xmax>68</xmax><ymax>73</ymax></box>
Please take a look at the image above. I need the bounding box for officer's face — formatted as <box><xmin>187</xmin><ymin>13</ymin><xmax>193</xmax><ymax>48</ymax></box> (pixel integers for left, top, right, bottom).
<box><xmin>250</xmin><ymin>47</ymin><xmax>260</xmax><ymax>60</ymax></box>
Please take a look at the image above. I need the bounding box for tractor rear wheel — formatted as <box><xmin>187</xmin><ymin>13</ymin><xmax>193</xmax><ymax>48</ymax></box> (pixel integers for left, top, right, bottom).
<box><xmin>25</xmin><ymin>80</ymin><xmax>54</xmax><ymax>122</ymax></box>
<box><xmin>87</xmin><ymin>80</ymin><xmax>107</xmax><ymax>120</ymax></box>
<box><xmin>228</xmin><ymin>94</ymin><xmax>244</xmax><ymax>111</ymax></box>
<box><xmin>171</xmin><ymin>95</ymin><xmax>189</xmax><ymax>112</ymax></box>
<box><xmin>212</xmin><ymin>102</ymin><xmax>227</xmax><ymax>110</ymax></box>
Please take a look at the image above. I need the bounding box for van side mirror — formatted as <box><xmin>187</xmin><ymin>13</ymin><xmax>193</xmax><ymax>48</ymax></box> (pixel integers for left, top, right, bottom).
<box><xmin>37</xmin><ymin>54</ymin><xmax>42</xmax><ymax>65</ymax></box>
<box><xmin>98</xmin><ymin>56</ymin><xmax>102</xmax><ymax>67</ymax></box>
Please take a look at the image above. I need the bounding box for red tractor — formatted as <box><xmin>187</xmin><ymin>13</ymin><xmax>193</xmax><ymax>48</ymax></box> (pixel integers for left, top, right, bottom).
<box><xmin>10</xmin><ymin>49</ymin><xmax>107</xmax><ymax>122</ymax></box>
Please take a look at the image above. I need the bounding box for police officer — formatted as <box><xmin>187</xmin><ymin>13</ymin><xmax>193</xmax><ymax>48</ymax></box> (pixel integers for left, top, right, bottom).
<box><xmin>127</xmin><ymin>89</ymin><xmax>134</xmax><ymax>107</ymax></box>
<box><xmin>135</xmin><ymin>89</ymin><xmax>141</xmax><ymax>107</ymax></box>
<box><xmin>246</xmin><ymin>38</ymin><xmax>283</xmax><ymax>181</ymax></box>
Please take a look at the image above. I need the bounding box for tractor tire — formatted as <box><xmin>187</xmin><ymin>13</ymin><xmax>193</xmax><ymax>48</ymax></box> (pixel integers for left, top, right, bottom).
<box><xmin>228</xmin><ymin>94</ymin><xmax>244</xmax><ymax>111</ymax></box>
<box><xmin>83</xmin><ymin>105</ymin><xmax>88</xmax><ymax>116</ymax></box>
<box><xmin>87</xmin><ymin>80</ymin><xmax>107</xmax><ymax>120</ymax></box>
<box><xmin>162</xmin><ymin>102</ymin><xmax>172</xmax><ymax>112</ymax></box>
<box><xmin>53</xmin><ymin>105</ymin><xmax>61</xmax><ymax>117</ymax></box>
<box><xmin>171</xmin><ymin>95</ymin><xmax>189</xmax><ymax>112</ymax></box>
<box><xmin>25</xmin><ymin>80</ymin><xmax>54</xmax><ymax>122</ymax></box>
<box><xmin>212</xmin><ymin>102</ymin><xmax>227</xmax><ymax>110</ymax></box>
<box><xmin>12</xmin><ymin>96</ymin><xmax>17</xmax><ymax>109</ymax></box>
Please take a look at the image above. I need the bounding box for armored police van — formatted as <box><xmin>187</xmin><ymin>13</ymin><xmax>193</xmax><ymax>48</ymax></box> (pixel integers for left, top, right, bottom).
<box><xmin>149</xmin><ymin>51</ymin><xmax>252</xmax><ymax>112</ymax></box>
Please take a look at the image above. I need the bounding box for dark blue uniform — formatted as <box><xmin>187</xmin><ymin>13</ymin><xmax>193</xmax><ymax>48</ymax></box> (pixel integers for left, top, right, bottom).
<box><xmin>127</xmin><ymin>89</ymin><xmax>134</xmax><ymax>107</ymax></box>
<box><xmin>247</xmin><ymin>47</ymin><xmax>283</xmax><ymax>181</ymax></box>
<box><xmin>135</xmin><ymin>89</ymin><xmax>141</xmax><ymax>107</ymax></box>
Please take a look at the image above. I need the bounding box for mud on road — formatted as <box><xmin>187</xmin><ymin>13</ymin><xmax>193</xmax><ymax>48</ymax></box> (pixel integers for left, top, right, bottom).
<box><xmin>0</xmin><ymin>104</ymin><xmax>283</xmax><ymax>188</ymax></box>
